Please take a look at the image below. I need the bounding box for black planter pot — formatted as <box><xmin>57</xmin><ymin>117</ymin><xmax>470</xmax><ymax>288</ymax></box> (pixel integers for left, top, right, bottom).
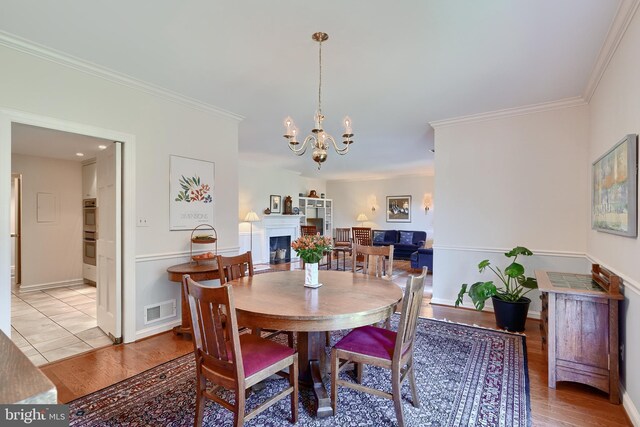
<box><xmin>491</xmin><ymin>296</ymin><xmax>531</xmax><ymax>332</ymax></box>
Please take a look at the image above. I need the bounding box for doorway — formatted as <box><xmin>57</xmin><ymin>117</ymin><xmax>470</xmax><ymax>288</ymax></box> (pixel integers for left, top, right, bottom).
<box><xmin>0</xmin><ymin>109</ymin><xmax>136</xmax><ymax>345</ymax></box>
<box><xmin>10</xmin><ymin>124</ymin><xmax>121</xmax><ymax>364</ymax></box>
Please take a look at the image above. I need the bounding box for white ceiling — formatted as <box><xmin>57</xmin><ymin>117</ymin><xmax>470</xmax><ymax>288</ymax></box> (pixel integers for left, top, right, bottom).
<box><xmin>12</xmin><ymin>123</ymin><xmax>112</xmax><ymax>162</ymax></box>
<box><xmin>0</xmin><ymin>1</ymin><xmax>621</xmax><ymax>179</ymax></box>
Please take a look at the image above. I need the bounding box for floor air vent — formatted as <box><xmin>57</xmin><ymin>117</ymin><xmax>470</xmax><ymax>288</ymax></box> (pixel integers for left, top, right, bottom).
<box><xmin>144</xmin><ymin>299</ymin><xmax>176</xmax><ymax>324</ymax></box>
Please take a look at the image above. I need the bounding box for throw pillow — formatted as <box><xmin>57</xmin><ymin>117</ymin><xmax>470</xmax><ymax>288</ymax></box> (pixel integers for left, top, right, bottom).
<box><xmin>399</xmin><ymin>231</ymin><xmax>413</xmax><ymax>245</ymax></box>
<box><xmin>373</xmin><ymin>231</ymin><xmax>385</xmax><ymax>243</ymax></box>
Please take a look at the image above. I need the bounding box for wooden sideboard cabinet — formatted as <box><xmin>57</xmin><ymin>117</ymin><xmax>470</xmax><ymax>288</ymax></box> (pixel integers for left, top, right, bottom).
<box><xmin>536</xmin><ymin>264</ymin><xmax>623</xmax><ymax>404</ymax></box>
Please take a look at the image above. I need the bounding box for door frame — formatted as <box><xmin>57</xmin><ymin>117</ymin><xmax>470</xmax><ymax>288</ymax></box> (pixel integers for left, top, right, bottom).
<box><xmin>0</xmin><ymin>109</ymin><xmax>137</xmax><ymax>343</ymax></box>
<box><xmin>10</xmin><ymin>173</ymin><xmax>21</xmax><ymax>287</ymax></box>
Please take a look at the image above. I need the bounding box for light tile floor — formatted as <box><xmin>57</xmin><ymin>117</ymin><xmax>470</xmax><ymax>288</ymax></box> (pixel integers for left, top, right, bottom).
<box><xmin>11</xmin><ymin>284</ymin><xmax>112</xmax><ymax>366</ymax></box>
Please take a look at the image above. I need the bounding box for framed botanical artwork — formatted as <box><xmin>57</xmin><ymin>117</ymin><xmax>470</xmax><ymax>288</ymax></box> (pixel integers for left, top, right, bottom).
<box><xmin>386</xmin><ymin>195</ymin><xmax>412</xmax><ymax>223</ymax></box>
<box><xmin>592</xmin><ymin>134</ymin><xmax>638</xmax><ymax>237</ymax></box>
<box><xmin>270</xmin><ymin>195</ymin><xmax>282</xmax><ymax>214</ymax></box>
<box><xmin>170</xmin><ymin>155</ymin><xmax>215</xmax><ymax>230</ymax></box>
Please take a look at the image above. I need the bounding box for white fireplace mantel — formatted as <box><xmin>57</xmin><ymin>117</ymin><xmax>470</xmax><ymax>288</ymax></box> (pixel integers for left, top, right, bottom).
<box><xmin>259</xmin><ymin>215</ymin><xmax>301</xmax><ymax>264</ymax></box>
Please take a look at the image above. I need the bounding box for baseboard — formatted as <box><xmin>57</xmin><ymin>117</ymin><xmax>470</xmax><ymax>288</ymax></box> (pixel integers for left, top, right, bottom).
<box><xmin>622</xmin><ymin>385</ymin><xmax>640</xmax><ymax>426</ymax></box>
<box><xmin>135</xmin><ymin>319</ymin><xmax>182</xmax><ymax>341</ymax></box>
<box><xmin>429</xmin><ymin>297</ymin><xmax>541</xmax><ymax>320</ymax></box>
<box><xmin>19</xmin><ymin>278</ymin><xmax>85</xmax><ymax>292</ymax></box>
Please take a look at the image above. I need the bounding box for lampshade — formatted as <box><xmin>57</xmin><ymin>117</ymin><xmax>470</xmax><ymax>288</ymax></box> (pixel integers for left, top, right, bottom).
<box><xmin>244</xmin><ymin>211</ymin><xmax>259</xmax><ymax>222</ymax></box>
<box><xmin>356</xmin><ymin>213</ymin><xmax>368</xmax><ymax>222</ymax></box>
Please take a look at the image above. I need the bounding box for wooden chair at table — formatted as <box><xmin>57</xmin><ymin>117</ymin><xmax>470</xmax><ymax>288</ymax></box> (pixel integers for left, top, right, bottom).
<box><xmin>182</xmin><ymin>275</ymin><xmax>299</xmax><ymax>427</ymax></box>
<box><xmin>352</xmin><ymin>242</ymin><xmax>394</xmax><ymax>279</ymax></box>
<box><xmin>352</xmin><ymin>243</ymin><xmax>395</xmax><ymax>329</ymax></box>
<box><xmin>217</xmin><ymin>252</ymin><xmax>294</xmax><ymax>348</ymax></box>
<box><xmin>331</xmin><ymin>267</ymin><xmax>428</xmax><ymax>427</ymax></box>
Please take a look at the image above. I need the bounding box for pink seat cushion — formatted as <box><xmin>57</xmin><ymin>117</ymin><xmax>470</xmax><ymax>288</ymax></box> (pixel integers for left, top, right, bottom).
<box><xmin>238</xmin><ymin>334</ymin><xmax>294</xmax><ymax>377</ymax></box>
<box><xmin>334</xmin><ymin>325</ymin><xmax>397</xmax><ymax>360</ymax></box>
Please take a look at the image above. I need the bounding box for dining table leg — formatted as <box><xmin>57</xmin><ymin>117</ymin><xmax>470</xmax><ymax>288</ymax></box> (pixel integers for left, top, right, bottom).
<box><xmin>296</xmin><ymin>331</ymin><xmax>333</xmax><ymax>418</ymax></box>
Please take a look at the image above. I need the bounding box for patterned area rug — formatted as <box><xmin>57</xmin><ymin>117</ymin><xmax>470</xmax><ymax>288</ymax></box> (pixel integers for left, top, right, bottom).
<box><xmin>68</xmin><ymin>317</ymin><xmax>530</xmax><ymax>426</ymax></box>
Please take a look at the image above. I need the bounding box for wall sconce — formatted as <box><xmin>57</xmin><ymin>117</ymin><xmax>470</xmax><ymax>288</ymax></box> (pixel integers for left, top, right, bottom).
<box><xmin>423</xmin><ymin>193</ymin><xmax>433</xmax><ymax>214</ymax></box>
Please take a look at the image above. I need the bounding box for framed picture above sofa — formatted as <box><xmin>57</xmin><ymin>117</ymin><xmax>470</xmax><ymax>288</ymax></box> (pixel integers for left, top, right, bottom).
<box><xmin>386</xmin><ymin>195</ymin><xmax>411</xmax><ymax>222</ymax></box>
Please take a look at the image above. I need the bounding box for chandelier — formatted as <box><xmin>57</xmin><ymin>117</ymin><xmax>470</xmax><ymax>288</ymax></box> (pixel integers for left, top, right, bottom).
<box><xmin>283</xmin><ymin>32</ymin><xmax>354</xmax><ymax>170</ymax></box>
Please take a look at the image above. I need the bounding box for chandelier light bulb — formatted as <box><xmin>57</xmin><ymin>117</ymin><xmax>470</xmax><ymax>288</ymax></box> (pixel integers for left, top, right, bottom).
<box><xmin>343</xmin><ymin>116</ymin><xmax>352</xmax><ymax>134</ymax></box>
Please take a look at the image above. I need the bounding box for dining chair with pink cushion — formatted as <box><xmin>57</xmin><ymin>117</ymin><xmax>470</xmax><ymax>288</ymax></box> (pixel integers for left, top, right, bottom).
<box><xmin>330</xmin><ymin>267</ymin><xmax>428</xmax><ymax>427</ymax></box>
<box><xmin>217</xmin><ymin>252</ymin><xmax>294</xmax><ymax>348</ymax></box>
<box><xmin>183</xmin><ymin>275</ymin><xmax>298</xmax><ymax>427</ymax></box>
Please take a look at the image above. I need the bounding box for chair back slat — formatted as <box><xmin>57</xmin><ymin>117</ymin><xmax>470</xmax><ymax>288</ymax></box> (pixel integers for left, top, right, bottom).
<box><xmin>352</xmin><ymin>243</ymin><xmax>394</xmax><ymax>279</ymax></box>
<box><xmin>218</xmin><ymin>252</ymin><xmax>254</xmax><ymax>283</ymax></box>
<box><xmin>301</xmin><ymin>225</ymin><xmax>317</xmax><ymax>236</ymax></box>
<box><xmin>183</xmin><ymin>275</ymin><xmax>244</xmax><ymax>382</ymax></box>
<box><xmin>395</xmin><ymin>267</ymin><xmax>428</xmax><ymax>358</ymax></box>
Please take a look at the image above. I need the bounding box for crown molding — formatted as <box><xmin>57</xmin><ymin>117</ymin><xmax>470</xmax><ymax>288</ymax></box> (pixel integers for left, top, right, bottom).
<box><xmin>0</xmin><ymin>30</ymin><xmax>244</xmax><ymax>122</ymax></box>
<box><xmin>429</xmin><ymin>97</ymin><xmax>587</xmax><ymax>129</ymax></box>
<box><xmin>583</xmin><ymin>0</ymin><xmax>640</xmax><ymax>102</ymax></box>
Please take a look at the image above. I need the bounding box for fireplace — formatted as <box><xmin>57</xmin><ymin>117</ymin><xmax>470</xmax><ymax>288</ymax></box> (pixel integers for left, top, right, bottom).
<box><xmin>261</xmin><ymin>215</ymin><xmax>300</xmax><ymax>265</ymax></box>
<box><xmin>269</xmin><ymin>235</ymin><xmax>291</xmax><ymax>264</ymax></box>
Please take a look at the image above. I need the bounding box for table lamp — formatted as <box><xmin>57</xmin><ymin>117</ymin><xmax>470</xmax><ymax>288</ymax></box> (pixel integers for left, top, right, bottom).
<box><xmin>356</xmin><ymin>213</ymin><xmax>368</xmax><ymax>227</ymax></box>
<box><xmin>244</xmin><ymin>211</ymin><xmax>260</xmax><ymax>254</ymax></box>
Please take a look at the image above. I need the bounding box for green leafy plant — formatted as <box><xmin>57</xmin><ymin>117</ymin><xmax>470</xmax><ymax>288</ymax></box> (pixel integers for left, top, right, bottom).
<box><xmin>455</xmin><ymin>246</ymin><xmax>538</xmax><ymax>310</ymax></box>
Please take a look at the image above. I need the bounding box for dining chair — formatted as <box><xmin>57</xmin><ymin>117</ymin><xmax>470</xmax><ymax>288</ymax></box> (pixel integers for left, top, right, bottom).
<box><xmin>218</xmin><ymin>252</ymin><xmax>294</xmax><ymax>348</ymax></box>
<box><xmin>352</xmin><ymin>243</ymin><xmax>394</xmax><ymax>279</ymax></box>
<box><xmin>183</xmin><ymin>275</ymin><xmax>299</xmax><ymax>427</ymax></box>
<box><xmin>330</xmin><ymin>267</ymin><xmax>428</xmax><ymax>427</ymax></box>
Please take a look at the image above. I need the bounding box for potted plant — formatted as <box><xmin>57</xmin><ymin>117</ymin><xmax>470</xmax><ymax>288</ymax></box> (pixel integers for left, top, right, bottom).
<box><xmin>455</xmin><ymin>246</ymin><xmax>538</xmax><ymax>332</ymax></box>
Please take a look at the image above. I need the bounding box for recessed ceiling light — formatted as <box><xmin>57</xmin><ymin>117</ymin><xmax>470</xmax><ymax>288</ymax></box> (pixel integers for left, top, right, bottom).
<box><xmin>98</xmin><ymin>145</ymin><xmax>107</xmax><ymax>150</ymax></box>
<box><xmin>76</xmin><ymin>152</ymin><xmax>84</xmax><ymax>157</ymax></box>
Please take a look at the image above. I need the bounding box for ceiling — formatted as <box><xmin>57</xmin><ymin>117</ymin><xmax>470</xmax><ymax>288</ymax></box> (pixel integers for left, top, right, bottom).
<box><xmin>12</xmin><ymin>123</ymin><xmax>112</xmax><ymax>162</ymax></box>
<box><xmin>0</xmin><ymin>1</ymin><xmax>621</xmax><ymax>179</ymax></box>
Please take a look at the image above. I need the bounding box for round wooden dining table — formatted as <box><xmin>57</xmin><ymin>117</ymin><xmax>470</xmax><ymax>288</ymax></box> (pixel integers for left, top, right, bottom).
<box><xmin>231</xmin><ymin>270</ymin><xmax>403</xmax><ymax>418</ymax></box>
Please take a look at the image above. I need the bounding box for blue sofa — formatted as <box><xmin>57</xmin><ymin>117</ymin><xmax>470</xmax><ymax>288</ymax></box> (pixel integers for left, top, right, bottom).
<box><xmin>411</xmin><ymin>248</ymin><xmax>433</xmax><ymax>272</ymax></box>
<box><xmin>372</xmin><ymin>230</ymin><xmax>427</xmax><ymax>260</ymax></box>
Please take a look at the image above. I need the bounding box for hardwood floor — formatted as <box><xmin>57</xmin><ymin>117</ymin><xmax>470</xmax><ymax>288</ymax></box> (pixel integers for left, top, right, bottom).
<box><xmin>40</xmin><ymin>261</ymin><xmax>631</xmax><ymax>426</ymax></box>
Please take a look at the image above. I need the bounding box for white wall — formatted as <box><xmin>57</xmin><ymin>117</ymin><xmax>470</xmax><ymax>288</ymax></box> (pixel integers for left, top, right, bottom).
<box><xmin>432</xmin><ymin>104</ymin><xmax>590</xmax><ymax>315</ymax></box>
<box><xmin>0</xmin><ymin>43</ymin><xmax>241</xmax><ymax>338</ymax></box>
<box><xmin>587</xmin><ymin>6</ymin><xmax>640</xmax><ymax>420</ymax></box>
<box><xmin>11</xmin><ymin>154</ymin><xmax>83</xmax><ymax>288</ymax></box>
<box><xmin>326</xmin><ymin>174</ymin><xmax>434</xmax><ymax>236</ymax></box>
<box><xmin>238</xmin><ymin>159</ymin><xmax>326</xmax><ymax>261</ymax></box>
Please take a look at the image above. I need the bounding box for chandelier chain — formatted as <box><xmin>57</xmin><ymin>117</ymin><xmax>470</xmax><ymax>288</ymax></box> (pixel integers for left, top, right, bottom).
<box><xmin>318</xmin><ymin>39</ymin><xmax>322</xmax><ymax>115</ymax></box>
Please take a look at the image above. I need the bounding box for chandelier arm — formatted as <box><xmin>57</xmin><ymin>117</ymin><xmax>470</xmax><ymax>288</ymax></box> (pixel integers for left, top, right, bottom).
<box><xmin>325</xmin><ymin>134</ymin><xmax>350</xmax><ymax>155</ymax></box>
<box><xmin>287</xmin><ymin>135</ymin><xmax>316</xmax><ymax>156</ymax></box>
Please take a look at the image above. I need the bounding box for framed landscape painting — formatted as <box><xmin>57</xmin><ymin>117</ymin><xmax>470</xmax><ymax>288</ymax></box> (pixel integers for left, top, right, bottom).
<box><xmin>592</xmin><ymin>134</ymin><xmax>638</xmax><ymax>237</ymax></box>
<box><xmin>386</xmin><ymin>195</ymin><xmax>412</xmax><ymax>223</ymax></box>
<box><xmin>170</xmin><ymin>155</ymin><xmax>215</xmax><ymax>230</ymax></box>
